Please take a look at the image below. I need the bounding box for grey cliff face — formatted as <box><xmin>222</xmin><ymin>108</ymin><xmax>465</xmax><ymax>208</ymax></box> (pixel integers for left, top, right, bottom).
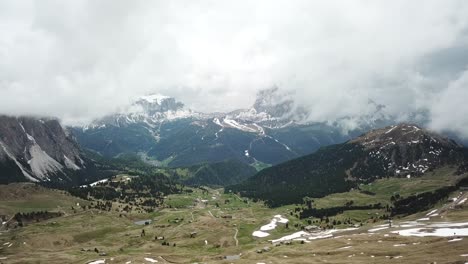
<box><xmin>0</xmin><ymin>115</ymin><xmax>85</xmax><ymax>182</ymax></box>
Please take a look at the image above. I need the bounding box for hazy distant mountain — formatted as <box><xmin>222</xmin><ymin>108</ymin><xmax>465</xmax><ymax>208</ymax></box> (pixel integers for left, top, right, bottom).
<box><xmin>72</xmin><ymin>88</ymin><xmax>362</xmax><ymax>167</ymax></box>
<box><xmin>227</xmin><ymin>124</ymin><xmax>467</xmax><ymax>206</ymax></box>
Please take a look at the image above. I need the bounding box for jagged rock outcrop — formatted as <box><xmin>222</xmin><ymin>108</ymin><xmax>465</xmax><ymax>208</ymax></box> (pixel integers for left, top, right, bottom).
<box><xmin>0</xmin><ymin>115</ymin><xmax>87</xmax><ymax>183</ymax></box>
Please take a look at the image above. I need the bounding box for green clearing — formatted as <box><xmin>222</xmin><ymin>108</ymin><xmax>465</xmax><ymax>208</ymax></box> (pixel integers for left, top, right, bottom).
<box><xmin>73</xmin><ymin>227</ymin><xmax>122</xmax><ymax>243</ymax></box>
<box><xmin>314</xmin><ymin>166</ymin><xmax>462</xmax><ymax>209</ymax></box>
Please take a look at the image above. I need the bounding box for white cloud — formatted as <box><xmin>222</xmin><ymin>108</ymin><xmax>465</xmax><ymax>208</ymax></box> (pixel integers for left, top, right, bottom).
<box><xmin>430</xmin><ymin>69</ymin><xmax>468</xmax><ymax>139</ymax></box>
<box><xmin>0</xmin><ymin>0</ymin><xmax>468</xmax><ymax>137</ymax></box>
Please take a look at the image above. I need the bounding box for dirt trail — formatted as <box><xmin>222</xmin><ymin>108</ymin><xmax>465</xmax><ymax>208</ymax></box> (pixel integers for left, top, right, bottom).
<box><xmin>233</xmin><ymin>228</ymin><xmax>239</xmax><ymax>246</ymax></box>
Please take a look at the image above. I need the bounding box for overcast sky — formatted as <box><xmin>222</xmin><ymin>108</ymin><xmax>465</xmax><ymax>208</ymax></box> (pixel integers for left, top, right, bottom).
<box><xmin>1</xmin><ymin>1</ymin><xmax>468</xmax><ymax>137</ymax></box>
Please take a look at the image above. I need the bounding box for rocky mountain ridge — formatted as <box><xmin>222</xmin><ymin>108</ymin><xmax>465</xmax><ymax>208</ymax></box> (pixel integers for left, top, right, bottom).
<box><xmin>0</xmin><ymin>115</ymin><xmax>88</xmax><ymax>183</ymax></box>
<box><xmin>83</xmin><ymin>87</ymin><xmax>300</xmax><ymax>133</ymax></box>
<box><xmin>350</xmin><ymin>123</ymin><xmax>464</xmax><ymax>177</ymax></box>
<box><xmin>72</xmin><ymin>88</ymin><xmax>363</xmax><ymax>167</ymax></box>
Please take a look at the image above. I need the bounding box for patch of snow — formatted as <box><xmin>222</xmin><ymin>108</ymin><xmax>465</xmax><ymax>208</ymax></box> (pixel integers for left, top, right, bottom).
<box><xmin>253</xmin><ymin>123</ymin><xmax>265</xmax><ymax>135</ymax></box>
<box><xmin>213</xmin><ymin>118</ymin><xmax>223</xmax><ymax>127</ymax></box>
<box><xmin>214</xmin><ymin>127</ymin><xmax>224</xmax><ymax>140</ymax></box>
<box><xmin>252</xmin><ymin>231</ymin><xmax>270</xmax><ymax>238</ymax></box>
<box><xmin>385</xmin><ymin>126</ymin><xmax>397</xmax><ymax>134</ymax></box>
<box><xmin>374</xmin><ymin>224</ymin><xmax>389</xmax><ymax>228</ymax></box>
<box><xmin>266</xmin><ymin>135</ymin><xmax>293</xmax><ymax>152</ymax></box>
<box><xmin>90</xmin><ymin>178</ymin><xmax>108</xmax><ymax>186</ymax></box>
<box><xmin>448</xmin><ymin>238</ymin><xmax>463</xmax><ymax>242</ymax></box>
<box><xmin>339</xmin><ymin>246</ymin><xmax>353</xmax><ymax>249</ymax></box>
<box><xmin>427</xmin><ymin>222</ymin><xmax>468</xmax><ymax>228</ymax></box>
<box><xmin>393</xmin><ymin>227</ymin><xmax>468</xmax><ymax>237</ymax></box>
<box><xmin>271</xmin><ymin>228</ymin><xmax>357</xmax><ymax>244</ymax></box>
<box><xmin>144</xmin><ymin>257</ymin><xmax>158</xmax><ymax>263</ymax></box>
<box><xmin>458</xmin><ymin>198</ymin><xmax>467</xmax><ymax>205</ymax></box>
<box><xmin>393</xmin><ymin>244</ymin><xmax>407</xmax><ymax>247</ymax></box>
<box><xmin>368</xmin><ymin>226</ymin><xmax>388</xmax><ymax>232</ymax></box>
<box><xmin>87</xmin><ymin>260</ymin><xmax>105</xmax><ymax>264</ymax></box>
<box><xmin>426</xmin><ymin>209</ymin><xmax>438</xmax><ymax>216</ymax></box>
<box><xmin>307</xmin><ymin>233</ymin><xmax>333</xmax><ymax>240</ymax></box>
<box><xmin>271</xmin><ymin>231</ymin><xmax>308</xmax><ymax>243</ymax></box>
<box><xmin>19</xmin><ymin>122</ymin><xmax>26</xmax><ymax>133</ymax></box>
<box><xmin>417</xmin><ymin>218</ymin><xmax>430</xmax><ymax>221</ymax></box>
<box><xmin>397</xmin><ymin>221</ymin><xmax>425</xmax><ymax>228</ymax></box>
<box><xmin>274</xmin><ymin>215</ymin><xmax>289</xmax><ymax>224</ymax></box>
<box><xmin>80</xmin><ymin>178</ymin><xmax>109</xmax><ymax>187</ymax></box>
<box><xmin>260</xmin><ymin>215</ymin><xmax>288</xmax><ymax>231</ymax></box>
<box><xmin>223</xmin><ymin>118</ymin><xmax>259</xmax><ymax>133</ymax></box>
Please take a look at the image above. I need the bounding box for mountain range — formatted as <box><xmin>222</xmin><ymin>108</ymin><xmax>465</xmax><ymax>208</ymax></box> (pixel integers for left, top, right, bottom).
<box><xmin>72</xmin><ymin>88</ymin><xmax>394</xmax><ymax>168</ymax></box>
<box><xmin>1</xmin><ymin>112</ymin><xmax>467</xmax><ymax>212</ymax></box>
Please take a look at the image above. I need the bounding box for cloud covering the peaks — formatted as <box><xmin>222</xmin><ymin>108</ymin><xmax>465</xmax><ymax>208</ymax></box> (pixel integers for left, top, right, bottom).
<box><xmin>1</xmin><ymin>0</ymin><xmax>468</xmax><ymax>137</ymax></box>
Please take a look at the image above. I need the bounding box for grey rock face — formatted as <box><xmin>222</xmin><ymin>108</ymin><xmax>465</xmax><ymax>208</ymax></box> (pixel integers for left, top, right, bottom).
<box><xmin>0</xmin><ymin>115</ymin><xmax>85</xmax><ymax>182</ymax></box>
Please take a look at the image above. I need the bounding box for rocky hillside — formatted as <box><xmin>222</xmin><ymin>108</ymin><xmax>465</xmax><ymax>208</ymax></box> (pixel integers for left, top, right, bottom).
<box><xmin>227</xmin><ymin>124</ymin><xmax>467</xmax><ymax>206</ymax></box>
<box><xmin>0</xmin><ymin>115</ymin><xmax>96</xmax><ymax>184</ymax></box>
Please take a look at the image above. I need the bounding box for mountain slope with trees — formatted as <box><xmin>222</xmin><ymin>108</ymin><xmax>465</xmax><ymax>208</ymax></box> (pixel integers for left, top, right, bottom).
<box><xmin>227</xmin><ymin>124</ymin><xmax>467</xmax><ymax>206</ymax></box>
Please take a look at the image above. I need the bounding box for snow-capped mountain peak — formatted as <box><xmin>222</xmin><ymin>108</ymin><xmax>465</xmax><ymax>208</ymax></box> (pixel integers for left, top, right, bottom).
<box><xmin>138</xmin><ymin>94</ymin><xmax>170</xmax><ymax>104</ymax></box>
<box><xmin>83</xmin><ymin>93</ymin><xmax>199</xmax><ymax>129</ymax></box>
